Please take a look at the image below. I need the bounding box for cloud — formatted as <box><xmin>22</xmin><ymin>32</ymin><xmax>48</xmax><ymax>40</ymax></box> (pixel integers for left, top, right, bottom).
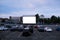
<box><xmin>0</xmin><ymin>0</ymin><xmax>48</xmax><ymax>8</ymax></box>
<box><xmin>0</xmin><ymin>0</ymin><xmax>60</xmax><ymax>18</ymax></box>
<box><xmin>0</xmin><ymin>0</ymin><xmax>35</xmax><ymax>8</ymax></box>
<box><xmin>0</xmin><ymin>11</ymin><xmax>37</xmax><ymax>18</ymax></box>
<box><xmin>0</xmin><ymin>0</ymin><xmax>57</xmax><ymax>9</ymax></box>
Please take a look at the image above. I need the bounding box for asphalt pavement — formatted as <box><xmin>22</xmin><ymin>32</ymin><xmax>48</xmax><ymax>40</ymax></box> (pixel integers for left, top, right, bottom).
<box><xmin>0</xmin><ymin>27</ymin><xmax>60</xmax><ymax>40</ymax></box>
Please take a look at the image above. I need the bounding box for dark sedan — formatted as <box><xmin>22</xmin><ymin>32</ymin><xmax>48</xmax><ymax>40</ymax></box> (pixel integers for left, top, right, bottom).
<box><xmin>37</xmin><ymin>27</ymin><xmax>45</xmax><ymax>32</ymax></box>
<box><xmin>56</xmin><ymin>27</ymin><xmax>60</xmax><ymax>31</ymax></box>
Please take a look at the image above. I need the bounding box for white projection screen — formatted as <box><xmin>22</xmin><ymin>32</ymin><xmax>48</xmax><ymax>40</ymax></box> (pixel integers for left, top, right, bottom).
<box><xmin>22</xmin><ymin>16</ymin><xmax>36</xmax><ymax>24</ymax></box>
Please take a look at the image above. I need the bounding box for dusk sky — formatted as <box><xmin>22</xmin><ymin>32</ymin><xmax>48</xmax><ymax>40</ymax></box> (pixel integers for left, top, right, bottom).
<box><xmin>0</xmin><ymin>0</ymin><xmax>60</xmax><ymax>18</ymax></box>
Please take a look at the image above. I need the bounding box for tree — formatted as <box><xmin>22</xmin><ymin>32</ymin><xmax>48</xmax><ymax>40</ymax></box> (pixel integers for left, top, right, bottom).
<box><xmin>57</xmin><ymin>16</ymin><xmax>60</xmax><ymax>24</ymax></box>
<box><xmin>40</xmin><ymin>15</ymin><xmax>44</xmax><ymax>19</ymax></box>
<box><xmin>1</xmin><ymin>19</ymin><xmax>5</xmax><ymax>22</ymax></box>
<box><xmin>35</xmin><ymin>14</ymin><xmax>40</xmax><ymax>23</ymax></box>
<box><xmin>9</xmin><ymin>16</ymin><xmax>12</xmax><ymax>19</ymax></box>
<box><xmin>51</xmin><ymin>15</ymin><xmax>57</xmax><ymax>24</ymax></box>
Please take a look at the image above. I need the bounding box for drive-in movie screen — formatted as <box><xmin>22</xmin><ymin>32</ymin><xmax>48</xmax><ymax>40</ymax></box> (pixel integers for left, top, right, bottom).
<box><xmin>23</xmin><ymin>16</ymin><xmax>36</xmax><ymax>24</ymax></box>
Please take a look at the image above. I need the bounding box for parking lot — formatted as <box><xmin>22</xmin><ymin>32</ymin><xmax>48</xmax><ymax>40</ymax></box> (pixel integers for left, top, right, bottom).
<box><xmin>0</xmin><ymin>26</ymin><xmax>60</xmax><ymax>40</ymax></box>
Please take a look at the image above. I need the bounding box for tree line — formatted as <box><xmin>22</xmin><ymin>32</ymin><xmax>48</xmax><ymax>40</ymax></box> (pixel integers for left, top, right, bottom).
<box><xmin>35</xmin><ymin>14</ymin><xmax>60</xmax><ymax>24</ymax></box>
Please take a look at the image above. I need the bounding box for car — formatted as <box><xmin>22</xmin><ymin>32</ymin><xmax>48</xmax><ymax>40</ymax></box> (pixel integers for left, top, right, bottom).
<box><xmin>44</xmin><ymin>27</ymin><xmax>52</xmax><ymax>32</ymax></box>
<box><xmin>56</xmin><ymin>27</ymin><xmax>60</xmax><ymax>31</ymax></box>
<box><xmin>0</xmin><ymin>26</ymin><xmax>8</xmax><ymax>31</ymax></box>
<box><xmin>22</xmin><ymin>25</ymin><xmax>33</xmax><ymax>36</ymax></box>
<box><xmin>37</xmin><ymin>27</ymin><xmax>45</xmax><ymax>32</ymax></box>
<box><xmin>17</xmin><ymin>25</ymin><xmax>24</xmax><ymax>32</ymax></box>
<box><xmin>10</xmin><ymin>25</ymin><xmax>18</xmax><ymax>31</ymax></box>
<box><xmin>34</xmin><ymin>25</ymin><xmax>38</xmax><ymax>28</ymax></box>
<box><xmin>24</xmin><ymin>25</ymin><xmax>33</xmax><ymax>33</ymax></box>
<box><xmin>29</xmin><ymin>25</ymin><xmax>33</xmax><ymax>33</ymax></box>
<box><xmin>5</xmin><ymin>25</ymin><xmax>12</xmax><ymax>28</ymax></box>
<box><xmin>3</xmin><ymin>27</ymin><xmax>8</xmax><ymax>31</ymax></box>
<box><xmin>10</xmin><ymin>27</ymin><xmax>18</xmax><ymax>31</ymax></box>
<box><xmin>34</xmin><ymin>25</ymin><xmax>40</xmax><ymax>28</ymax></box>
<box><xmin>24</xmin><ymin>25</ymin><xmax>30</xmax><ymax>31</ymax></box>
<box><xmin>22</xmin><ymin>27</ymin><xmax>30</xmax><ymax>36</ymax></box>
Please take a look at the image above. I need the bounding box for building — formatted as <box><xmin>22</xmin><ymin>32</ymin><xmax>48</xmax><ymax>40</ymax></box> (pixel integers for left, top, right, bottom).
<box><xmin>9</xmin><ymin>16</ymin><xmax>21</xmax><ymax>24</ymax></box>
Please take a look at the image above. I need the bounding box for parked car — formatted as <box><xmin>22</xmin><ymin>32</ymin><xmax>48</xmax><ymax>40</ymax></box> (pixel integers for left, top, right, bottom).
<box><xmin>34</xmin><ymin>25</ymin><xmax>38</xmax><ymax>28</ymax></box>
<box><xmin>34</xmin><ymin>25</ymin><xmax>40</xmax><ymax>28</ymax></box>
<box><xmin>24</xmin><ymin>25</ymin><xmax>33</xmax><ymax>33</ymax></box>
<box><xmin>44</xmin><ymin>27</ymin><xmax>53</xmax><ymax>32</ymax></box>
<box><xmin>10</xmin><ymin>25</ymin><xmax>18</xmax><ymax>31</ymax></box>
<box><xmin>22</xmin><ymin>27</ymin><xmax>30</xmax><ymax>36</ymax></box>
<box><xmin>24</xmin><ymin>25</ymin><xmax>30</xmax><ymax>31</ymax></box>
<box><xmin>22</xmin><ymin>25</ymin><xmax>32</xmax><ymax>36</ymax></box>
<box><xmin>17</xmin><ymin>25</ymin><xmax>24</xmax><ymax>31</ymax></box>
<box><xmin>29</xmin><ymin>25</ymin><xmax>33</xmax><ymax>33</ymax></box>
<box><xmin>5</xmin><ymin>25</ymin><xmax>12</xmax><ymax>28</ymax></box>
<box><xmin>56</xmin><ymin>27</ymin><xmax>60</xmax><ymax>31</ymax></box>
<box><xmin>3</xmin><ymin>27</ymin><xmax>8</xmax><ymax>31</ymax></box>
<box><xmin>37</xmin><ymin>27</ymin><xmax>45</xmax><ymax>32</ymax></box>
<box><xmin>0</xmin><ymin>26</ymin><xmax>8</xmax><ymax>31</ymax></box>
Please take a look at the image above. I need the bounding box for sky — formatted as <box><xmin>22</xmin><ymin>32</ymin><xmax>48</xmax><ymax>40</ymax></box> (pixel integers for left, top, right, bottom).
<box><xmin>0</xmin><ymin>0</ymin><xmax>60</xmax><ymax>18</ymax></box>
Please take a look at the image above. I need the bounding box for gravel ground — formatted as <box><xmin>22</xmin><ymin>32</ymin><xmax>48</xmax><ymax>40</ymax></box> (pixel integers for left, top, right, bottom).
<box><xmin>0</xmin><ymin>25</ymin><xmax>60</xmax><ymax>40</ymax></box>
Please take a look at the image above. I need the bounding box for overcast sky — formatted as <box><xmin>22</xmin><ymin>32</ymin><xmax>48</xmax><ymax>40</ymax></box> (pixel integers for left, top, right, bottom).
<box><xmin>0</xmin><ymin>0</ymin><xmax>60</xmax><ymax>18</ymax></box>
